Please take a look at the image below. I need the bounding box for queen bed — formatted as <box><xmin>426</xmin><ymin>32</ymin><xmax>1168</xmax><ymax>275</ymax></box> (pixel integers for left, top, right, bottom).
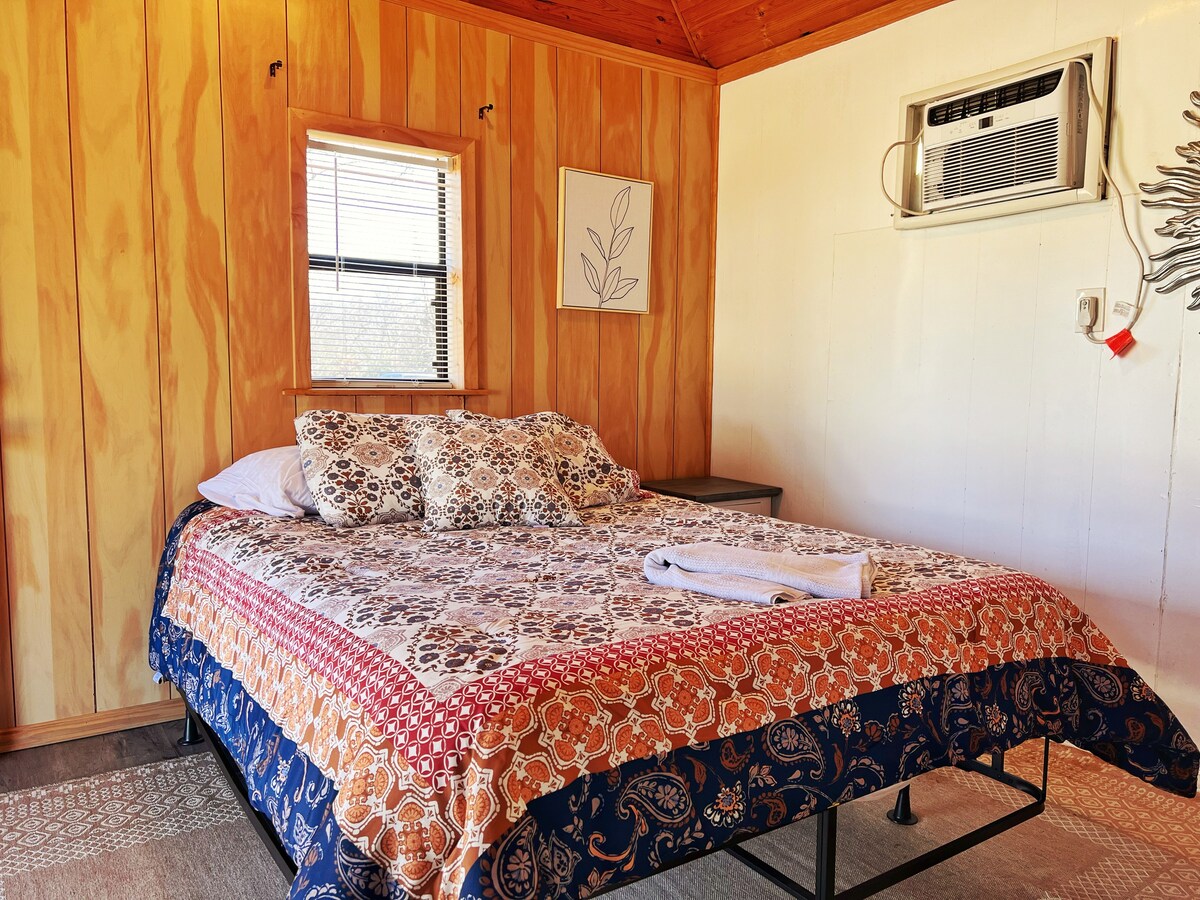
<box><xmin>149</xmin><ymin>481</ymin><xmax>1197</xmax><ymax>899</ymax></box>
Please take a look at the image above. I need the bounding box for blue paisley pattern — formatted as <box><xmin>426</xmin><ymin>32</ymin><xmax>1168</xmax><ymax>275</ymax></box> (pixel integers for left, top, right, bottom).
<box><xmin>151</xmin><ymin>503</ymin><xmax>1196</xmax><ymax>900</ymax></box>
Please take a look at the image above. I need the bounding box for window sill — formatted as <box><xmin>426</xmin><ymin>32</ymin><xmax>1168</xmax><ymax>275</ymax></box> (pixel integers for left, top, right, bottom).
<box><xmin>284</xmin><ymin>387</ymin><xmax>489</xmax><ymax>397</ymax></box>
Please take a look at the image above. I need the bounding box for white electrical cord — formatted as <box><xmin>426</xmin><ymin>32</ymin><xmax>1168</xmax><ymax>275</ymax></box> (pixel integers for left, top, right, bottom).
<box><xmin>879</xmin><ymin>55</ymin><xmax>1150</xmax><ymax>346</ymax></box>
<box><xmin>880</xmin><ymin>137</ymin><xmax>931</xmax><ymax>217</ymax></box>
<box><xmin>1064</xmin><ymin>55</ymin><xmax>1149</xmax><ymax>343</ymax></box>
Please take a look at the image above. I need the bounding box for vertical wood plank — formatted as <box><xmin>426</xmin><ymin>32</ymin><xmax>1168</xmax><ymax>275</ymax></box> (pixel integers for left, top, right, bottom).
<box><xmin>349</xmin><ymin>0</ymin><xmax>407</xmax><ymax>125</ymax></box>
<box><xmin>0</xmin><ymin>0</ymin><xmax>95</xmax><ymax>725</ymax></box>
<box><xmin>221</xmin><ymin>0</ymin><xmax>295</xmax><ymax>456</ymax></box>
<box><xmin>411</xmin><ymin>395</ymin><xmax>461</xmax><ymax>414</ymax></box>
<box><xmin>509</xmin><ymin>39</ymin><xmax>558</xmax><ymax>417</ymax></box>
<box><xmin>597</xmin><ymin>59</ymin><xmax>641</xmax><ymax>469</ymax></box>
<box><xmin>637</xmin><ymin>69</ymin><xmax>680</xmax><ymax>481</ymax></box>
<box><xmin>288</xmin><ymin>0</ymin><xmax>350</xmax><ymax>115</ymax></box>
<box><xmin>295</xmin><ymin>395</ymin><xmax>357</xmax><ymax>414</ymax></box>
<box><xmin>673</xmin><ymin>79</ymin><xmax>716</xmax><ymax>477</ymax></box>
<box><xmin>555</xmin><ymin>49</ymin><xmax>601</xmax><ymax>430</ymax></box>
<box><xmin>356</xmin><ymin>396</ymin><xmax>413</xmax><ymax>414</ymax></box>
<box><xmin>146</xmin><ymin>0</ymin><xmax>232</xmax><ymax>518</ymax></box>
<box><xmin>407</xmin><ymin>10</ymin><xmax>460</xmax><ymax>134</ymax></box>
<box><xmin>282</xmin><ymin>0</ymin><xmax>350</xmax><ymax>424</ymax></box>
<box><xmin>461</xmin><ymin>25</ymin><xmax>512</xmax><ymax>418</ymax></box>
<box><xmin>406</xmin><ymin>9</ymin><xmax>462</xmax><ymax>412</ymax></box>
<box><xmin>67</xmin><ymin>0</ymin><xmax>169</xmax><ymax>712</ymax></box>
<box><xmin>0</xmin><ymin>433</ymin><xmax>12</xmax><ymax>729</ymax></box>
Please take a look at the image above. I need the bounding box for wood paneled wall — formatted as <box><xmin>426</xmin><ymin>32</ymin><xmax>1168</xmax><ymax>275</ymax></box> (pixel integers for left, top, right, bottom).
<box><xmin>0</xmin><ymin>0</ymin><xmax>717</xmax><ymax>737</ymax></box>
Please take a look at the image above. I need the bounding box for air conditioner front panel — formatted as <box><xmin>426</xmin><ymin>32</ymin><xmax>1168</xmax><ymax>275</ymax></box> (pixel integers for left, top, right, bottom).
<box><xmin>922</xmin><ymin>115</ymin><xmax>1072</xmax><ymax>212</ymax></box>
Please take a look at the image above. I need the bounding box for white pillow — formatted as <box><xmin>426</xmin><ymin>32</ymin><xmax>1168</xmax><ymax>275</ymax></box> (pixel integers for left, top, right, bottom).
<box><xmin>198</xmin><ymin>446</ymin><xmax>316</xmax><ymax>518</ymax></box>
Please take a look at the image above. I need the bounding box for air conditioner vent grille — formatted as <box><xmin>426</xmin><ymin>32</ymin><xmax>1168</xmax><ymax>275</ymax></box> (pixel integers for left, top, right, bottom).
<box><xmin>927</xmin><ymin>70</ymin><xmax>1063</xmax><ymax>126</ymax></box>
<box><xmin>924</xmin><ymin>117</ymin><xmax>1061</xmax><ymax>205</ymax></box>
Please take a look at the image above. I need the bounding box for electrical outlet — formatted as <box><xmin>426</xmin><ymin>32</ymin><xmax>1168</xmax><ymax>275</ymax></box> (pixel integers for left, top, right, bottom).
<box><xmin>1075</xmin><ymin>288</ymin><xmax>1105</xmax><ymax>333</ymax></box>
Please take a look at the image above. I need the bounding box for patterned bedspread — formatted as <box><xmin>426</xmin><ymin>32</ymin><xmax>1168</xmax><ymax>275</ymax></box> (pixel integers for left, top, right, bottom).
<box><xmin>151</xmin><ymin>495</ymin><xmax>1197</xmax><ymax>899</ymax></box>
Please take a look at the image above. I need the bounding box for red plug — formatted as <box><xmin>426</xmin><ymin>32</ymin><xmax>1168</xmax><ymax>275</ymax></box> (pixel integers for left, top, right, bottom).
<box><xmin>1105</xmin><ymin>328</ymin><xmax>1135</xmax><ymax>357</ymax></box>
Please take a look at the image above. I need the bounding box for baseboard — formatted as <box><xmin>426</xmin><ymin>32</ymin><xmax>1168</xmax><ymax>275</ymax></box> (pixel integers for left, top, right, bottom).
<box><xmin>0</xmin><ymin>698</ymin><xmax>185</xmax><ymax>753</ymax></box>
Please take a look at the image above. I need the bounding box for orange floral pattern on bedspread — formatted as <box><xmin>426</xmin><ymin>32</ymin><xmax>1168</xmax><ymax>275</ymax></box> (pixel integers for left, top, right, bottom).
<box><xmin>161</xmin><ymin>496</ymin><xmax>1123</xmax><ymax>899</ymax></box>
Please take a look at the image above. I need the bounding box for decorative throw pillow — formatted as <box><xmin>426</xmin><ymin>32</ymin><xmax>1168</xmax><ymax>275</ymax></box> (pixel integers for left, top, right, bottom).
<box><xmin>415</xmin><ymin>417</ymin><xmax>582</xmax><ymax>531</ymax></box>
<box><xmin>294</xmin><ymin>409</ymin><xmax>436</xmax><ymax>527</ymax></box>
<box><xmin>448</xmin><ymin>409</ymin><xmax>641</xmax><ymax>509</ymax></box>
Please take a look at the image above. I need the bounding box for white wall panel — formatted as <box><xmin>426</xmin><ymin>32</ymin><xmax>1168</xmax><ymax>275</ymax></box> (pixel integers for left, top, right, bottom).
<box><xmin>961</xmin><ymin>220</ymin><xmax>1041</xmax><ymax>566</ymax></box>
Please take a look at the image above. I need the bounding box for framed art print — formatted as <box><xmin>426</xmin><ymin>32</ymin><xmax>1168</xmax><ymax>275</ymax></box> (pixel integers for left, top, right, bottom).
<box><xmin>557</xmin><ymin>167</ymin><xmax>653</xmax><ymax>314</ymax></box>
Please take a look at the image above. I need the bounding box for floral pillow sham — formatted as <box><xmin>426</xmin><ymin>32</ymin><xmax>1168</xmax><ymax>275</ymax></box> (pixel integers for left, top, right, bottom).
<box><xmin>415</xmin><ymin>416</ymin><xmax>582</xmax><ymax>531</ymax></box>
<box><xmin>448</xmin><ymin>409</ymin><xmax>641</xmax><ymax>509</ymax></box>
<box><xmin>294</xmin><ymin>409</ymin><xmax>435</xmax><ymax>528</ymax></box>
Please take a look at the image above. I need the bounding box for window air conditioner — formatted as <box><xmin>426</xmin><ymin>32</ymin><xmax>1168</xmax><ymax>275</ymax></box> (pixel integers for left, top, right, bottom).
<box><xmin>891</xmin><ymin>38</ymin><xmax>1113</xmax><ymax>229</ymax></box>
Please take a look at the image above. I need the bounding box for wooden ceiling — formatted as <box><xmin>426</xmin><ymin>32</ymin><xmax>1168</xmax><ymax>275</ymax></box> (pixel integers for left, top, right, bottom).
<box><xmin>455</xmin><ymin>0</ymin><xmax>948</xmax><ymax>74</ymax></box>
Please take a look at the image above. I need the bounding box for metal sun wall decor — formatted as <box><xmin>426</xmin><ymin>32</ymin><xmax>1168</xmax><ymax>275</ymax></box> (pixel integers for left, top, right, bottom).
<box><xmin>1140</xmin><ymin>90</ymin><xmax>1200</xmax><ymax>310</ymax></box>
<box><xmin>557</xmin><ymin>167</ymin><xmax>654</xmax><ymax>314</ymax></box>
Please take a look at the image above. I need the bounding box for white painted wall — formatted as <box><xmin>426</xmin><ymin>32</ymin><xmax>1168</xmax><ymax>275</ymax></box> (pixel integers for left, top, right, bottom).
<box><xmin>712</xmin><ymin>0</ymin><xmax>1200</xmax><ymax>734</ymax></box>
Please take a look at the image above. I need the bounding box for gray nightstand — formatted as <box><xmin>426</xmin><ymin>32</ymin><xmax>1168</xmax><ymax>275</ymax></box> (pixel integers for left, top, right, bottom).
<box><xmin>642</xmin><ymin>477</ymin><xmax>782</xmax><ymax>518</ymax></box>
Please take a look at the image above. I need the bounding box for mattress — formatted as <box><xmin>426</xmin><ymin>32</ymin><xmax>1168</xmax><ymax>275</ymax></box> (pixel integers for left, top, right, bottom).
<box><xmin>149</xmin><ymin>494</ymin><xmax>1197</xmax><ymax>899</ymax></box>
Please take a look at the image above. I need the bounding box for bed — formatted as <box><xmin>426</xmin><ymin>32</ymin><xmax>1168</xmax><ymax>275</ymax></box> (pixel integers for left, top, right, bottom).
<box><xmin>149</xmin><ymin>492</ymin><xmax>1197</xmax><ymax>899</ymax></box>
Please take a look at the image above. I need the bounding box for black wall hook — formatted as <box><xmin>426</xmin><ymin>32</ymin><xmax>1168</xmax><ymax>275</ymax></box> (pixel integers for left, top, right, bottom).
<box><xmin>478</xmin><ymin>103</ymin><xmax>494</xmax><ymax>120</ymax></box>
<box><xmin>269</xmin><ymin>59</ymin><xmax>284</xmax><ymax>78</ymax></box>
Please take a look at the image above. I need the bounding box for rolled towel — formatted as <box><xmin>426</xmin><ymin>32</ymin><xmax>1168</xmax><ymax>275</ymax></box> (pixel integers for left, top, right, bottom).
<box><xmin>644</xmin><ymin>542</ymin><xmax>876</xmax><ymax>605</ymax></box>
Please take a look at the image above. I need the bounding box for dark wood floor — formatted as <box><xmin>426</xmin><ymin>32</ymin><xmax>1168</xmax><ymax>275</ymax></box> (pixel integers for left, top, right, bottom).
<box><xmin>0</xmin><ymin>720</ymin><xmax>207</xmax><ymax>792</ymax></box>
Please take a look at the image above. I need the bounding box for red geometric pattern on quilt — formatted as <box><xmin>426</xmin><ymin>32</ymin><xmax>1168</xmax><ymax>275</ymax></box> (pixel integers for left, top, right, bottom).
<box><xmin>161</xmin><ymin>495</ymin><xmax>1124</xmax><ymax>899</ymax></box>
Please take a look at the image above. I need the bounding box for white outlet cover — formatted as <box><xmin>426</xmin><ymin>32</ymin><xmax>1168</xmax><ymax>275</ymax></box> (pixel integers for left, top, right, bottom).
<box><xmin>1075</xmin><ymin>288</ymin><xmax>1105</xmax><ymax>333</ymax></box>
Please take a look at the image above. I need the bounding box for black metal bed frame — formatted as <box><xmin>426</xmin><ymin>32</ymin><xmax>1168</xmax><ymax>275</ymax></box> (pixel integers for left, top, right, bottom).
<box><xmin>722</xmin><ymin>740</ymin><xmax>1051</xmax><ymax>900</ymax></box>
<box><xmin>180</xmin><ymin>696</ymin><xmax>1050</xmax><ymax>899</ymax></box>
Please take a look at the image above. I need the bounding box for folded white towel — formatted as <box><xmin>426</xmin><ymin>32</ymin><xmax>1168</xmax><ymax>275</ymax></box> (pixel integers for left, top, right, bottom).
<box><xmin>644</xmin><ymin>542</ymin><xmax>876</xmax><ymax>605</ymax></box>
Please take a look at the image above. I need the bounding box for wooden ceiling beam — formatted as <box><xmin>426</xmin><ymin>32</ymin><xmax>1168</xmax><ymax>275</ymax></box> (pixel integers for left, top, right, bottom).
<box><xmin>389</xmin><ymin>0</ymin><xmax>719</xmax><ymax>82</ymax></box>
<box><xmin>716</xmin><ymin>0</ymin><xmax>955</xmax><ymax>84</ymax></box>
<box><xmin>668</xmin><ymin>0</ymin><xmax>705</xmax><ymax>64</ymax></box>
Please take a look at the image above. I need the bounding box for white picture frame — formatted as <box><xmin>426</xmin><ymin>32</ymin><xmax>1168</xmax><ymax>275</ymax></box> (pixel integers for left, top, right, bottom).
<box><xmin>557</xmin><ymin>167</ymin><xmax>654</xmax><ymax>314</ymax></box>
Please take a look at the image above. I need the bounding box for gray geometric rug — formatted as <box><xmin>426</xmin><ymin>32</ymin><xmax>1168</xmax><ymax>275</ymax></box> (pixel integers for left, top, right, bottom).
<box><xmin>0</xmin><ymin>754</ymin><xmax>287</xmax><ymax>899</ymax></box>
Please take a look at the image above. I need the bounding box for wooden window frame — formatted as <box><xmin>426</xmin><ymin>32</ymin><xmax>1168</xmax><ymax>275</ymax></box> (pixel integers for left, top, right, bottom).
<box><xmin>287</xmin><ymin>108</ymin><xmax>479</xmax><ymax>393</ymax></box>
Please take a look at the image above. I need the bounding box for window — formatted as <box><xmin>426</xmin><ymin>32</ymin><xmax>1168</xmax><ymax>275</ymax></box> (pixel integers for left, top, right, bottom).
<box><xmin>290</xmin><ymin>112</ymin><xmax>476</xmax><ymax>390</ymax></box>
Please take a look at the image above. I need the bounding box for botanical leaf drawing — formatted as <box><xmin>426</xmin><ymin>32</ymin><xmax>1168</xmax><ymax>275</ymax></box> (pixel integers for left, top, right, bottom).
<box><xmin>610</xmin><ymin>186</ymin><xmax>630</xmax><ymax>229</ymax></box>
<box><xmin>581</xmin><ymin>253</ymin><xmax>601</xmax><ymax>294</ymax></box>
<box><xmin>603</xmin><ymin>265</ymin><xmax>622</xmax><ymax>298</ymax></box>
<box><xmin>587</xmin><ymin>227</ymin><xmax>607</xmax><ymax>259</ymax></box>
<box><xmin>611</xmin><ymin>226</ymin><xmax>634</xmax><ymax>259</ymax></box>
<box><xmin>609</xmin><ymin>278</ymin><xmax>639</xmax><ymax>302</ymax></box>
<box><xmin>580</xmin><ymin>184</ymin><xmax>639</xmax><ymax>307</ymax></box>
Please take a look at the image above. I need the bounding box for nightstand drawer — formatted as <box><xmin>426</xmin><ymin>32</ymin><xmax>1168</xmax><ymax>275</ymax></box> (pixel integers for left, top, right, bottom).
<box><xmin>709</xmin><ymin>496</ymin><xmax>773</xmax><ymax>516</ymax></box>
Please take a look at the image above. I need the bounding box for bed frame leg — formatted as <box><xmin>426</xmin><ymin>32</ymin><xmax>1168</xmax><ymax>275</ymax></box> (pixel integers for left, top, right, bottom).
<box><xmin>179</xmin><ymin>711</ymin><xmax>205</xmax><ymax>747</ymax></box>
<box><xmin>815</xmin><ymin>806</ymin><xmax>837</xmax><ymax>900</ymax></box>
<box><xmin>886</xmin><ymin>784</ymin><xmax>918</xmax><ymax>826</ymax></box>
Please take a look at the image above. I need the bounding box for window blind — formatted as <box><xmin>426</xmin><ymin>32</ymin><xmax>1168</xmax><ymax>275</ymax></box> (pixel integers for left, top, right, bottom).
<box><xmin>306</xmin><ymin>140</ymin><xmax>457</xmax><ymax>385</ymax></box>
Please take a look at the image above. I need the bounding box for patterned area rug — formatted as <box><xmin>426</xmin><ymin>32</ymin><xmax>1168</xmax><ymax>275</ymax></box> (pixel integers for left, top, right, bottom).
<box><xmin>0</xmin><ymin>754</ymin><xmax>288</xmax><ymax>899</ymax></box>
